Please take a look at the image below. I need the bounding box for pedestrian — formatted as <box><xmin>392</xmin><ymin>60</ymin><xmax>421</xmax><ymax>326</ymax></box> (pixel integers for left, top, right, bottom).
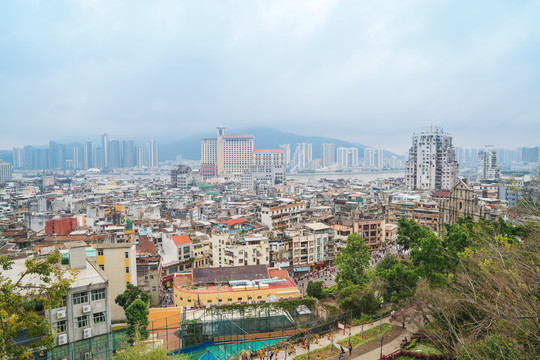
<box><xmin>348</xmin><ymin>344</ymin><xmax>352</xmax><ymax>357</ymax></box>
<box><xmin>269</xmin><ymin>350</ymin><xmax>273</xmax><ymax>360</ymax></box>
<box><xmin>402</xmin><ymin>319</ymin><xmax>405</xmax><ymax>329</ymax></box>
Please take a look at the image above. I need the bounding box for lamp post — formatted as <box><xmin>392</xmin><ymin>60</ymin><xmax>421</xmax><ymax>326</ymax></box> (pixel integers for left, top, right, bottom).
<box><xmin>379</xmin><ymin>336</ymin><xmax>383</xmax><ymax>360</ymax></box>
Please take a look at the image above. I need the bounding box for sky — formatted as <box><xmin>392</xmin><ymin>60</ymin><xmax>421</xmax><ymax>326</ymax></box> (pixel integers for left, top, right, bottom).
<box><xmin>1</xmin><ymin>0</ymin><xmax>539</xmax><ymax>154</ymax></box>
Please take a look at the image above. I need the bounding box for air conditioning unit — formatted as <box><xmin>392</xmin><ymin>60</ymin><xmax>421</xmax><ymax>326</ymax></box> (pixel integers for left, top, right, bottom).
<box><xmin>56</xmin><ymin>310</ymin><xmax>66</xmax><ymax>319</ymax></box>
<box><xmin>83</xmin><ymin>328</ymin><xmax>92</xmax><ymax>339</ymax></box>
<box><xmin>82</xmin><ymin>305</ymin><xmax>92</xmax><ymax>313</ymax></box>
<box><xmin>57</xmin><ymin>334</ymin><xmax>68</xmax><ymax>345</ymax></box>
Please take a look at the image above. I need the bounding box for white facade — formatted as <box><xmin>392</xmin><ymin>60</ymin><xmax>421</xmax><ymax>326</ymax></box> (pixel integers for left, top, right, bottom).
<box><xmin>321</xmin><ymin>143</ymin><xmax>335</xmax><ymax>167</ymax></box>
<box><xmin>478</xmin><ymin>146</ymin><xmax>500</xmax><ymax>180</ymax></box>
<box><xmin>336</xmin><ymin>147</ymin><xmax>358</xmax><ymax>169</ymax></box>
<box><xmin>292</xmin><ymin>143</ymin><xmax>312</xmax><ymax>170</ymax></box>
<box><xmin>405</xmin><ymin>126</ymin><xmax>459</xmax><ymax>191</ymax></box>
<box><xmin>0</xmin><ymin>160</ymin><xmax>13</xmax><ymax>183</ymax></box>
<box><xmin>279</xmin><ymin>144</ymin><xmax>291</xmax><ymax>165</ymax></box>
<box><xmin>364</xmin><ymin>148</ymin><xmax>384</xmax><ymax>169</ymax></box>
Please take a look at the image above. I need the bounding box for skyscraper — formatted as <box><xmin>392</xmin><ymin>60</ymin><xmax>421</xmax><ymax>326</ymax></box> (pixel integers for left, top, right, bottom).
<box><xmin>147</xmin><ymin>140</ymin><xmax>159</xmax><ymax>169</ymax></box>
<box><xmin>363</xmin><ymin>148</ymin><xmax>383</xmax><ymax>169</ymax></box>
<box><xmin>292</xmin><ymin>143</ymin><xmax>312</xmax><ymax>170</ymax></box>
<box><xmin>279</xmin><ymin>144</ymin><xmax>291</xmax><ymax>166</ymax></box>
<box><xmin>321</xmin><ymin>143</ymin><xmax>335</xmax><ymax>167</ymax></box>
<box><xmin>405</xmin><ymin>126</ymin><xmax>459</xmax><ymax>191</ymax></box>
<box><xmin>478</xmin><ymin>146</ymin><xmax>500</xmax><ymax>180</ymax></box>
<box><xmin>336</xmin><ymin>147</ymin><xmax>358</xmax><ymax>169</ymax></box>
<box><xmin>122</xmin><ymin>140</ymin><xmax>135</xmax><ymax>168</ymax></box>
<box><xmin>83</xmin><ymin>141</ymin><xmax>93</xmax><ymax>169</ymax></box>
<box><xmin>102</xmin><ymin>133</ymin><xmax>109</xmax><ymax>169</ymax></box>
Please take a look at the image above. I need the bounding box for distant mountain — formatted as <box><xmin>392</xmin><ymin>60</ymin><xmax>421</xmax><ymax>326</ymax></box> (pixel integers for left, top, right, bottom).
<box><xmin>159</xmin><ymin>127</ymin><xmax>374</xmax><ymax>161</ymax></box>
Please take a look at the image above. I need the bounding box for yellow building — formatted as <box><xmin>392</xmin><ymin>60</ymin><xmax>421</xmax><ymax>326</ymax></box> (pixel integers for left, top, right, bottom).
<box><xmin>173</xmin><ymin>265</ymin><xmax>300</xmax><ymax>308</ymax></box>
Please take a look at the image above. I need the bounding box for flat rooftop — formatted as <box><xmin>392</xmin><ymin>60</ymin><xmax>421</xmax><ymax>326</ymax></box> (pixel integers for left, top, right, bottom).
<box><xmin>192</xmin><ymin>264</ymin><xmax>268</xmax><ymax>285</ymax></box>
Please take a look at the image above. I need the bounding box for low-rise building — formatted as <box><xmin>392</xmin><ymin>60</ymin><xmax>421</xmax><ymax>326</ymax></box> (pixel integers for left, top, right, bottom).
<box><xmin>173</xmin><ymin>265</ymin><xmax>300</xmax><ymax>308</ymax></box>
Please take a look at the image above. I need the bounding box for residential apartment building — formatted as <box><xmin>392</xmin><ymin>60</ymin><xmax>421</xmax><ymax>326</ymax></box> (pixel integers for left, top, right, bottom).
<box><xmin>321</xmin><ymin>143</ymin><xmax>336</xmax><ymax>167</ymax></box>
<box><xmin>292</xmin><ymin>143</ymin><xmax>312</xmax><ymax>170</ymax></box>
<box><xmin>386</xmin><ymin>196</ymin><xmax>439</xmax><ymax>233</ymax></box>
<box><xmin>364</xmin><ymin>148</ymin><xmax>383</xmax><ymax>169</ymax></box>
<box><xmin>251</xmin><ymin>149</ymin><xmax>286</xmax><ymax>185</ymax></box>
<box><xmin>260</xmin><ymin>201</ymin><xmax>307</xmax><ymax>230</ymax></box>
<box><xmin>353</xmin><ymin>218</ymin><xmax>386</xmax><ymax>251</ymax></box>
<box><xmin>0</xmin><ymin>160</ymin><xmax>12</xmax><ymax>183</ymax></box>
<box><xmin>405</xmin><ymin>126</ymin><xmax>459</xmax><ymax>191</ymax></box>
<box><xmin>211</xmin><ymin>233</ymin><xmax>269</xmax><ymax>267</ymax></box>
<box><xmin>4</xmin><ymin>243</ymin><xmax>112</xmax><ymax>360</ymax></box>
<box><xmin>336</xmin><ymin>147</ymin><xmax>359</xmax><ymax>169</ymax></box>
<box><xmin>304</xmin><ymin>223</ymin><xmax>336</xmax><ymax>266</ymax></box>
<box><xmin>279</xmin><ymin>144</ymin><xmax>291</xmax><ymax>166</ymax></box>
<box><xmin>95</xmin><ymin>243</ymin><xmax>137</xmax><ymax>321</ymax></box>
<box><xmin>478</xmin><ymin>146</ymin><xmax>500</xmax><ymax>180</ymax></box>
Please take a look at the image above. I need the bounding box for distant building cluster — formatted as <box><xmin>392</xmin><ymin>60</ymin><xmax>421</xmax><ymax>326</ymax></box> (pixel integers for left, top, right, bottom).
<box><xmin>12</xmin><ymin>134</ymin><xmax>159</xmax><ymax>170</ymax></box>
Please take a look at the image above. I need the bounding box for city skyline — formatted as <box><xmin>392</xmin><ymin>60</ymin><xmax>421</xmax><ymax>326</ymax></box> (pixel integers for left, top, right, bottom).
<box><xmin>1</xmin><ymin>1</ymin><xmax>539</xmax><ymax>152</ymax></box>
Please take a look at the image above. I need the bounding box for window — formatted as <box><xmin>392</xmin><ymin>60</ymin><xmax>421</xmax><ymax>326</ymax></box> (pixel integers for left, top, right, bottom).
<box><xmin>227</xmin><ymin>298</ymin><xmax>232</xmax><ymax>302</ymax></box>
<box><xmin>207</xmin><ymin>300</ymin><xmax>212</xmax><ymax>303</ymax></box>
<box><xmin>93</xmin><ymin>312</ymin><xmax>106</xmax><ymax>324</ymax></box>
<box><xmin>257</xmin><ymin>296</ymin><xmax>262</xmax><ymax>299</ymax></box>
<box><xmin>126</xmin><ymin>267</ymin><xmax>129</xmax><ymax>273</ymax></box>
<box><xmin>56</xmin><ymin>320</ymin><xmax>67</xmax><ymax>333</ymax></box>
<box><xmin>98</xmin><ymin>249</ymin><xmax>103</xmax><ymax>256</ymax></box>
<box><xmin>62</xmin><ymin>296</ymin><xmax>67</xmax><ymax>307</ymax></box>
<box><xmin>75</xmin><ymin>315</ymin><xmax>89</xmax><ymax>328</ymax></box>
<box><xmin>125</xmin><ymin>252</ymin><xmax>129</xmax><ymax>258</ymax></box>
<box><xmin>73</xmin><ymin>292</ymin><xmax>88</xmax><ymax>305</ymax></box>
<box><xmin>188</xmin><ymin>299</ymin><xmax>192</xmax><ymax>303</ymax></box>
<box><xmin>91</xmin><ymin>289</ymin><xmax>106</xmax><ymax>301</ymax></box>
<box><xmin>237</xmin><ymin>297</ymin><xmax>242</xmax><ymax>301</ymax></box>
<box><xmin>248</xmin><ymin>296</ymin><xmax>252</xmax><ymax>300</ymax></box>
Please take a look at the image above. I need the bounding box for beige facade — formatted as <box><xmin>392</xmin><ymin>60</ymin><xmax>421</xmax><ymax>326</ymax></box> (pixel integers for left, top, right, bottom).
<box><xmin>201</xmin><ymin>127</ymin><xmax>254</xmax><ymax>176</ymax></box>
<box><xmin>95</xmin><ymin>243</ymin><xmax>137</xmax><ymax>321</ymax></box>
<box><xmin>438</xmin><ymin>179</ymin><xmax>492</xmax><ymax>231</ymax></box>
<box><xmin>260</xmin><ymin>201</ymin><xmax>306</xmax><ymax>230</ymax></box>
<box><xmin>353</xmin><ymin>219</ymin><xmax>386</xmax><ymax>251</ymax></box>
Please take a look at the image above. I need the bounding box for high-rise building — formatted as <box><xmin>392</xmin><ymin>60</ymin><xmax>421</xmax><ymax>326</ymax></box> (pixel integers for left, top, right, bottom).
<box><xmin>102</xmin><ymin>133</ymin><xmax>109</xmax><ymax>169</ymax></box>
<box><xmin>200</xmin><ymin>127</ymin><xmax>254</xmax><ymax>176</ymax></box>
<box><xmin>108</xmin><ymin>140</ymin><xmax>121</xmax><ymax>169</ymax></box>
<box><xmin>292</xmin><ymin>143</ymin><xmax>312</xmax><ymax>170</ymax></box>
<box><xmin>0</xmin><ymin>160</ymin><xmax>13</xmax><ymax>184</ymax></box>
<box><xmin>122</xmin><ymin>140</ymin><xmax>135</xmax><ymax>168</ymax></box>
<box><xmin>363</xmin><ymin>148</ymin><xmax>383</xmax><ymax>169</ymax></box>
<box><xmin>135</xmin><ymin>145</ymin><xmax>145</xmax><ymax>168</ymax></box>
<box><xmin>83</xmin><ymin>141</ymin><xmax>93</xmax><ymax>169</ymax></box>
<box><xmin>520</xmin><ymin>146</ymin><xmax>539</xmax><ymax>163</ymax></box>
<box><xmin>147</xmin><ymin>140</ymin><xmax>159</xmax><ymax>169</ymax></box>
<box><xmin>321</xmin><ymin>143</ymin><xmax>335</xmax><ymax>167</ymax></box>
<box><xmin>336</xmin><ymin>147</ymin><xmax>359</xmax><ymax>169</ymax></box>
<box><xmin>405</xmin><ymin>126</ymin><xmax>459</xmax><ymax>191</ymax></box>
<box><xmin>478</xmin><ymin>146</ymin><xmax>500</xmax><ymax>180</ymax></box>
<box><xmin>73</xmin><ymin>147</ymin><xmax>80</xmax><ymax>169</ymax></box>
<box><xmin>12</xmin><ymin>148</ymin><xmax>23</xmax><ymax>168</ymax></box>
<box><xmin>279</xmin><ymin>144</ymin><xmax>291</xmax><ymax>166</ymax></box>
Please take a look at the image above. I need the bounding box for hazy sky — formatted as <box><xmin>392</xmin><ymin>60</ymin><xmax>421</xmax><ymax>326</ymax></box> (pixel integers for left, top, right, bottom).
<box><xmin>1</xmin><ymin>0</ymin><xmax>539</xmax><ymax>153</ymax></box>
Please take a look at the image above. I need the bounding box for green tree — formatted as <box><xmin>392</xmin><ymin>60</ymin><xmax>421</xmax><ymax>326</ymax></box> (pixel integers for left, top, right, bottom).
<box><xmin>335</xmin><ymin>233</ymin><xmax>370</xmax><ymax>289</ymax></box>
<box><xmin>375</xmin><ymin>254</ymin><xmax>398</xmax><ymax>274</ymax></box>
<box><xmin>306</xmin><ymin>281</ymin><xmax>324</xmax><ymax>299</ymax></box>
<box><xmin>396</xmin><ymin>218</ymin><xmax>432</xmax><ymax>250</ymax></box>
<box><xmin>116</xmin><ymin>283</ymin><xmax>150</xmax><ymax>310</ymax></box>
<box><xmin>0</xmin><ymin>252</ymin><xmax>75</xmax><ymax>359</ymax></box>
<box><xmin>377</xmin><ymin>261</ymin><xmax>418</xmax><ymax>303</ymax></box>
<box><xmin>337</xmin><ymin>284</ymin><xmax>379</xmax><ymax>315</ymax></box>
<box><xmin>125</xmin><ymin>299</ymin><xmax>150</xmax><ymax>341</ymax></box>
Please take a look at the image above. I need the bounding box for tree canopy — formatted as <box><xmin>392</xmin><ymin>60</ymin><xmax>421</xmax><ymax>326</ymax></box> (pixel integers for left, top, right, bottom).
<box><xmin>334</xmin><ymin>233</ymin><xmax>370</xmax><ymax>289</ymax></box>
<box><xmin>115</xmin><ymin>283</ymin><xmax>150</xmax><ymax>310</ymax></box>
<box><xmin>0</xmin><ymin>252</ymin><xmax>75</xmax><ymax>359</ymax></box>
